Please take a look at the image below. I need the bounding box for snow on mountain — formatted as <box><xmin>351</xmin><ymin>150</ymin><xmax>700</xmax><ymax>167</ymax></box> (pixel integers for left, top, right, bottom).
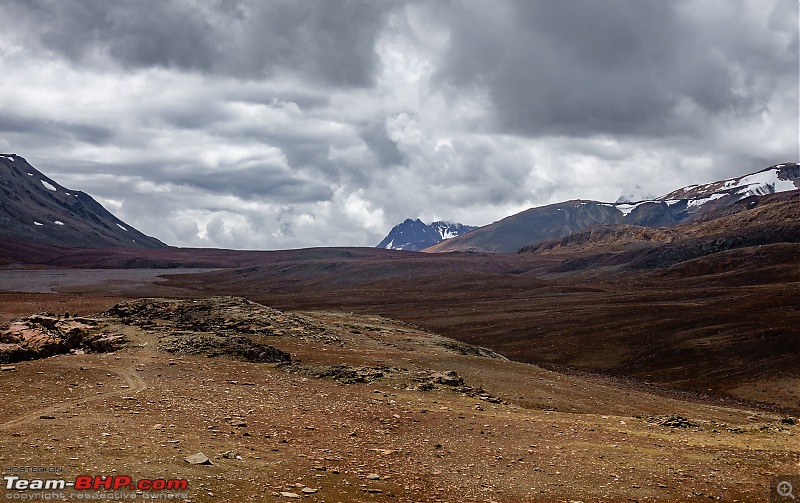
<box><xmin>600</xmin><ymin>163</ymin><xmax>800</xmax><ymax>222</ymax></box>
<box><xmin>430</xmin><ymin>221</ymin><xmax>477</xmax><ymax>240</ymax></box>
<box><xmin>659</xmin><ymin>163</ymin><xmax>799</xmax><ymax>201</ymax></box>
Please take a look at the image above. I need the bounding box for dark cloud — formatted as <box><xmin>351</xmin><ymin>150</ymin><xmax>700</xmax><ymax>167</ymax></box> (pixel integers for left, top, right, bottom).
<box><xmin>359</xmin><ymin>119</ymin><xmax>406</xmax><ymax>166</ymax></box>
<box><xmin>2</xmin><ymin>0</ymin><xmax>398</xmax><ymax>86</ymax></box>
<box><xmin>433</xmin><ymin>0</ymin><xmax>796</xmax><ymax>137</ymax></box>
<box><xmin>169</xmin><ymin>165</ymin><xmax>333</xmax><ymax>203</ymax></box>
<box><xmin>0</xmin><ymin>114</ymin><xmax>116</xmax><ymax>145</ymax></box>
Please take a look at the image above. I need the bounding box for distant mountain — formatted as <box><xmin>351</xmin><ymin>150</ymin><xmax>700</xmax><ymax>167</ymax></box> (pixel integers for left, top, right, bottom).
<box><xmin>0</xmin><ymin>154</ymin><xmax>166</xmax><ymax>248</ymax></box>
<box><xmin>520</xmin><ymin>190</ymin><xmax>800</xmax><ymax>272</ymax></box>
<box><xmin>377</xmin><ymin>219</ymin><xmax>477</xmax><ymax>251</ymax></box>
<box><xmin>425</xmin><ymin>163</ymin><xmax>799</xmax><ymax>253</ymax></box>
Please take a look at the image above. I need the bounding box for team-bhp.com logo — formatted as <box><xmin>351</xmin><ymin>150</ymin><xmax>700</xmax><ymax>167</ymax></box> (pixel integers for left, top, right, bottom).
<box><xmin>4</xmin><ymin>474</ymin><xmax>189</xmax><ymax>500</ymax></box>
<box><xmin>5</xmin><ymin>476</ymin><xmax>187</xmax><ymax>491</ymax></box>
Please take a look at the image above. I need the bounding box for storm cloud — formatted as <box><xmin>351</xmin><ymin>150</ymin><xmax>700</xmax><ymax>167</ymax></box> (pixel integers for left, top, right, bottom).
<box><xmin>0</xmin><ymin>0</ymin><xmax>796</xmax><ymax>249</ymax></box>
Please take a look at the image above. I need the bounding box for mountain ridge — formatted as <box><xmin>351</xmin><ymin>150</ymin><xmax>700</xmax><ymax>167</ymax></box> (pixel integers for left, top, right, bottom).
<box><xmin>0</xmin><ymin>154</ymin><xmax>166</xmax><ymax>249</ymax></box>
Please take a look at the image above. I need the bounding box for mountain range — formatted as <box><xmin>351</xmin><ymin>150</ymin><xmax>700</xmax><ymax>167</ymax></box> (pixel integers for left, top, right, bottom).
<box><xmin>423</xmin><ymin>163</ymin><xmax>799</xmax><ymax>253</ymax></box>
<box><xmin>0</xmin><ymin>154</ymin><xmax>165</xmax><ymax>249</ymax></box>
<box><xmin>1</xmin><ymin>154</ymin><xmax>798</xmax><ymax>256</ymax></box>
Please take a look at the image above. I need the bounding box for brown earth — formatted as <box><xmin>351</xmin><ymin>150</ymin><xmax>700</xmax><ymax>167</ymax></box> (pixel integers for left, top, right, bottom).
<box><xmin>0</xmin><ymin>296</ymin><xmax>797</xmax><ymax>503</ymax></box>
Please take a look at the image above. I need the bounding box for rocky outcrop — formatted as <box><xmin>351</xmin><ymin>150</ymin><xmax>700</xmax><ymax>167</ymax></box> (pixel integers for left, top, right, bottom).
<box><xmin>0</xmin><ymin>315</ymin><xmax>126</xmax><ymax>363</ymax></box>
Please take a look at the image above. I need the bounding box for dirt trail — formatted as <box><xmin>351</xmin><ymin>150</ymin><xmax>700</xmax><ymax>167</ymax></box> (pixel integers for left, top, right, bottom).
<box><xmin>0</xmin><ymin>356</ymin><xmax>147</xmax><ymax>431</ymax></box>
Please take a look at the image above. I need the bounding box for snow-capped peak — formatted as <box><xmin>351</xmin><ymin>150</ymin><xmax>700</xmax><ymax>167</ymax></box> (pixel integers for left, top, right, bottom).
<box><xmin>659</xmin><ymin>163</ymin><xmax>799</xmax><ymax>201</ymax></box>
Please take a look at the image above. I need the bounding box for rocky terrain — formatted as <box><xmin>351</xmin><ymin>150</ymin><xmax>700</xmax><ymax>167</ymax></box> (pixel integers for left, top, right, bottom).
<box><xmin>0</xmin><ymin>296</ymin><xmax>797</xmax><ymax>502</ymax></box>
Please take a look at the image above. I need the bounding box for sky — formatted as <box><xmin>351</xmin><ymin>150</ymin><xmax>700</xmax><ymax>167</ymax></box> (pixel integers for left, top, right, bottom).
<box><xmin>0</xmin><ymin>0</ymin><xmax>797</xmax><ymax>250</ymax></box>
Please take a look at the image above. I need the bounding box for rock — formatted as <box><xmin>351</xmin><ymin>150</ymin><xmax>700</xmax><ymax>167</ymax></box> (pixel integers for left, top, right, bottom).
<box><xmin>221</xmin><ymin>450</ymin><xmax>240</xmax><ymax>459</ymax></box>
<box><xmin>1</xmin><ymin>365</ymin><xmax>16</xmax><ymax>371</ymax></box>
<box><xmin>153</xmin><ymin>424</ymin><xmax>166</xmax><ymax>430</ymax></box>
<box><xmin>184</xmin><ymin>452</ymin><xmax>212</xmax><ymax>465</ymax></box>
<box><xmin>430</xmin><ymin>370</ymin><xmax>464</xmax><ymax>386</ymax></box>
<box><xmin>228</xmin><ymin>419</ymin><xmax>247</xmax><ymax>427</ymax></box>
<box><xmin>781</xmin><ymin>417</ymin><xmax>796</xmax><ymax>425</ymax></box>
<box><xmin>366</xmin><ymin>473</ymin><xmax>381</xmax><ymax>480</ymax></box>
<box><xmin>279</xmin><ymin>492</ymin><xmax>300</xmax><ymax>499</ymax></box>
<box><xmin>39</xmin><ymin>415</ymin><xmax>55</xmax><ymax>420</ymax></box>
<box><xmin>301</xmin><ymin>487</ymin><xmax>318</xmax><ymax>494</ymax></box>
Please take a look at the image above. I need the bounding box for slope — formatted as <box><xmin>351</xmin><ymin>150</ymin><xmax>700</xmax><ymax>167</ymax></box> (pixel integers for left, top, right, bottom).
<box><xmin>0</xmin><ymin>154</ymin><xmax>165</xmax><ymax>248</ymax></box>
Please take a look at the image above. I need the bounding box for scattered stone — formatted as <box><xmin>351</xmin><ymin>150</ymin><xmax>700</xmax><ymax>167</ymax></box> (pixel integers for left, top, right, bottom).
<box><xmin>184</xmin><ymin>453</ymin><xmax>212</xmax><ymax>465</ymax></box>
<box><xmin>646</xmin><ymin>415</ymin><xmax>699</xmax><ymax>428</ymax></box>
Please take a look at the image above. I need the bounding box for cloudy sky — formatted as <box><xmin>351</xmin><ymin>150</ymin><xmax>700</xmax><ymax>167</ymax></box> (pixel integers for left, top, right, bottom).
<box><xmin>0</xmin><ymin>0</ymin><xmax>797</xmax><ymax>249</ymax></box>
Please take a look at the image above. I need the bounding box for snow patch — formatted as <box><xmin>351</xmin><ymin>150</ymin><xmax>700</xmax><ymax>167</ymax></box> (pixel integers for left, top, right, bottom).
<box><xmin>385</xmin><ymin>239</ymin><xmax>393</xmax><ymax>249</ymax></box>
<box><xmin>613</xmin><ymin>203</ymin><xmax>639</xmax><ymax>216</ymax></box>
<box><xmin>686</xmin><ymin>193</ymin><xmax>726</xmax><ymax>209</ymax></box>
<box><xmin>730</xmin><ymin>169</ymin><xmax>796</xmax><ymax>197</ymax></box>
<box><xmin>27</xmin><ymin>173</ymin><xmax>33</xmax><ymax>176</ymax></box>
<box><xmin>0</xmin><ymin>155</ymin><xmax>14</xmax><ymax>162</ymax></box>
<box><xmin>603</xmin><ymin>201</ymin><xmax>649</xmax><ymax>215</ymax></box>
<box><xmin>54</xmin><ymin>221</ymin><xmax>64</xmax><ymax>225</ymax></box>
<box><xmin>41</xmin><ymin>180</ymin><xmax>57</xmax><ymax>191</ymax></box>
<box><xmin>438</xmin><ymin>228</ymin><xmax>458</xmax><ymax>239</ymax></box>
<box><xmin>116</xmin><ymin>223</ymin><xmax>128</xmax><ymax>231</ymax></box>
<box><xmin>33</xmin><ymin>221</ymin><xmax>43</xmax><ymax>226</ymax></box>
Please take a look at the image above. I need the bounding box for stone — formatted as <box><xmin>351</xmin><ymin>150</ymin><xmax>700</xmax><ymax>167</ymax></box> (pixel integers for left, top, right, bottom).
<box><xmin>301</xmin><ymin>487</ymin><xmax>318</xmax><ymax>494</ymax></box>
<box><xmin>279</xmin><ymin>492</ymin><xmax>300</xmax><ymax>499</ymax></box>
<box><xmin>366</xmin><ymin>473</ymin><xmax>381</xmax><ymax>480</ymax></box>
<box><xmin>1</xmin><ymin>365</ymin><xmax>16</xmax><ymax>371</ymax></box>
<box><xmin>184</xmin><ymin>452</ymin><xmax>212</xmax><ymax>465</ymax></box>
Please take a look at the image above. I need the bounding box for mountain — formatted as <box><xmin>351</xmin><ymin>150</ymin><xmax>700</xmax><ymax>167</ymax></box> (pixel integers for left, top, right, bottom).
<box><xmin>376</xmin><ymin>219</ymin><xmax>477</xmax><ymax>251</ymax></box>
<box><xmin>521</xmin><ymin>190</ymin><xmax>800</xmax><ymax>272</ymax></box>
<box><xmin>424</xmin><ymin>201</ymin><xmax>623</xmax><ymax>254</ymax></box>
<box><xmin>425</xmin><ymin>163</ymin><xmax>799</xmax><ymax>253</ymax></box>
<box><xmin>0</xmin><ymin>153</ymin><xmax>166</xmax><ymax>249</ymax></box>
